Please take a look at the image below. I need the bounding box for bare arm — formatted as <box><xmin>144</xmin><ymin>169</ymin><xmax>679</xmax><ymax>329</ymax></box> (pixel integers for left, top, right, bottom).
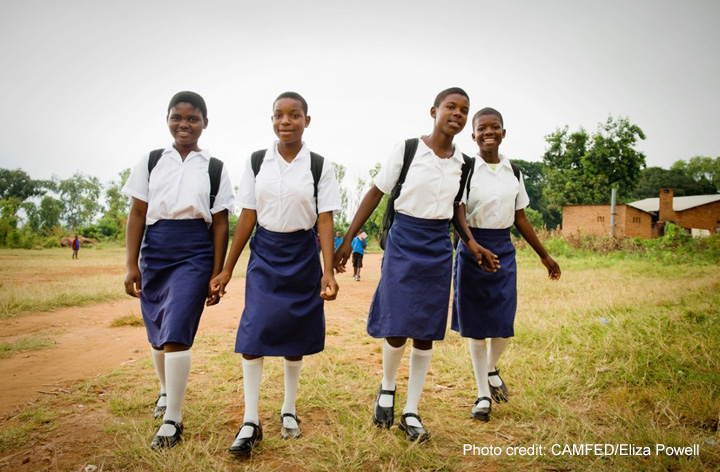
<box><xmin>514</xmin><ymin>208</ymin><xmax>561</xmax><ymax>280</ymax></box>
<box><xmin>124</xmin><ymin>198</ymin><xmax>147</xmax><ymax>298</ymax></box>
<box><xmin>206</xmin><ymin>209</ymin><xmax>229</xmax><ymax>306</ymax></box>
<box><xmin>334</xmin><ymin>185</ymin><xmax>384</xmax><ymax>272</ymax></box>
<box><xmin>209</xmin><ymin>208</ymin><xmax>257</xmax><ymax>298</ymax></box>
<box><xmin>317</xmin><ymin>211</ymin><xmax>339</xmax><ymax>300</ymax></box>
<box><xmin>453</xmin><ymin>203</ymin><xmax>499</xmax><ymax>272</ymax></box>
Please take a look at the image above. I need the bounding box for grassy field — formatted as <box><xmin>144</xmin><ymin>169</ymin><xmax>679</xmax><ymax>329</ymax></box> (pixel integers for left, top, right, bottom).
<box><xmin>0</xmin><ymin>246</ymin><xmax>718</xmax><ymax>471</ymax></box>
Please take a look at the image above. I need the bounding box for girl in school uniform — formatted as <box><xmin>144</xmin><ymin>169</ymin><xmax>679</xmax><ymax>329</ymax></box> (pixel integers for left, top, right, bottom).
<box><xmin>209</xmin><ymin>91</ymin><xmax>340</xmax><ymax>455</ymax></box>
<box><xmin>123</xmin><ymin>91</ymin><xmax>234</xmax><ymax>449</ymax></box>
<box><xmin>452</xmin><ymin>107</ymin><xmax>561</xmax><ymax>422</ymax></box>
<box><xmin>335</xmin><ymin>88</ymin><xmax>497</xmax><ymax>443</ymax></box>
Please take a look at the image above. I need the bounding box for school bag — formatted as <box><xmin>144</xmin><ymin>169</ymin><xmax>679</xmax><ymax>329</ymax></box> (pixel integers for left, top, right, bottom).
<box><xmin>250</xmin><ymin>149</ymin><xmax>324</xmax><ymax>215</ymax></box>
<box><xmin>378</xmin><ymin>138</ymin><xmax>474</xmax><ymax>250</ymax></box>
<box><xmin>147</xmin><ymin>149</ymin><xmax>224</xmax><ymax>209</ymax></box>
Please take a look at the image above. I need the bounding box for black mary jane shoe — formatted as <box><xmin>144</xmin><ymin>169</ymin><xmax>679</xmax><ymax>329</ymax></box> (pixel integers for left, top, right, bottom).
<box><xmin>471</xmin><ymin>396</ymin><xmax>492</xmax><ymax>421</ymax></box>
<box><xmin>228</xmin><ymin>421</ymin><xmax>263</xmax><ymax>456</ymax></box>
<box><xmin>373</xmin><ymin>386</ymin><xmax>395</xmax><ymax>429</ymax></box>
<box><xmin>150</xmin><ymin>420</ymin><xmax>183</xmax><ymax>450</ymax></box>
<box><xmin>488</xmin><ymin>369</ymin><xmax>509</xmax><ymax>403</ymax></box>
<box><xmin>281</xmin><ymin>413</ymin><xmax>302</xmax><ymax>439</ymax></box>
<box><xmin>398</xmin><ymin>413</ymin><xmax>430</xmax><ymax>443</ymax></box>
<box><xmin>153</xmin><ymin>393</ymin><xmax>167</xmax><ymax>420</ymax></box>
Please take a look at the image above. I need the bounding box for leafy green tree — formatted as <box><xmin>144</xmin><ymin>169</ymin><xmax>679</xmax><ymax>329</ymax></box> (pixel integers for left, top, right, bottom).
<box><xmin>510</xmin><ymin>159</ymin><xmax>560</xmax><ymax>228</ymax></box>
<box><xmin>332</xmin><ymin>162</ymin><xmax>349</xmax><ymax>232</ymax></box>
<box><xmin>670</xmin><ymin>156</ymin><xmax>720</xmax><ymax>193</ymax></box>
<box><xmin>632</xmin><ymin>167</ymin><xmax>716</xmax><ymax>199</ymax></box>
<box><xmin>38</xmin><ymin>196</ymin><xmax>64</xmax><ymax>232</ymax></box>
<box><xmin>0</xmin><ymin>198</ymin><xmax>21</xmax><ymax>244</ymax></box>
<box><xmin>98</xmin><ymin>168</ymin><xmax>131</xmax><ymax>238</ymax></box>
<box><xmin>0</xmin><ymin>168</ymin><xmax>44</xmax><ymax>201</ymax></box>
<box><xmin>543</xmin><ymin>116</ymin><xmax>646</xmax><ymax>213</ymax></box>
<box><xmin>57</xmin><ymin>173</ymin><xmax>103</xmax><ymax>229</ymax></box>
<box><xmin>364</xmin><ymin>163</ymin><xmax>386</xmax><ymax>239</ymax></box>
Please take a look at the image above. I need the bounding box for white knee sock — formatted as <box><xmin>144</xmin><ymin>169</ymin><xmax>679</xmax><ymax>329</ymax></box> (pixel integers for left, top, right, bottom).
<box><xmin>379</xmin><ymin>340</ymin><xmax>406</xmax><ymax>408</ymax></box>
<box><xmin>282</xmin><ymin>359</ymin><xmax>303</xmax><ymax>428</ymax></box>
<box><xmin>158</xmin><ymin>350</ymin><xmax>191</xmax><ymax>436</ymax></box>
<box><xmin>403</xmin><ymin>347</ymin><xmax>432</xmax><ymax>427</ymax></box>
<box><xmin>150</xmin><ymin>347</ymin><xmax>167</xmax><ymax>407</ymax></box>
<box><xmin>239</xmin><ymin>357</ymin><xmax>264</xmax><ymax>439</ymax></box>
<box><xmin>488</xmin><ymin>337</ymin><xmax>510</xmax><ymax>387</ymax></box>
<box><xmin>468</xmin><ymin>338</ymin><xmax>491</xmax><ymax>407</ymax></box>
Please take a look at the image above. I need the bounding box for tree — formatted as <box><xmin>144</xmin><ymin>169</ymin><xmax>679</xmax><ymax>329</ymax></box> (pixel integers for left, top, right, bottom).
<box><xmin>511</xmin><ymin>159</ymin><xmax>560</xmax><ymax>228</ymax></box>
<box><xmin>332</xmin><ymin>162</ymin><xmax>349</xmax><ymax>231</ymax></box>
<box><xmin>670</xmin><ymin>156</ymin><xmax>720</xmax><ymax>193</ymax></box>
<box><xmin>57</xmin><ymin>173</ymin><xmax>103</xmax><ymax>229</ymax></box>
<box><xmin>38</xmin><ymin>196</ymin><xmax>64</xmax><ymax>231</ymax></box>
<box><xmin>364</xmin><ymin>163</ymin><xmax>386</xmax><ymax>239</ymax></box>
<box><xmin>0</xmin><ymin>168</ymin><xmax>44</xmax><ymax>201</ymax></box>
<box><xmin>632</xmin><ymin>166</ymin><xmax>716</xmax><ymax>199</ymax></box>
<box><xmin>98</xmin><ymin>168</ymin><xmax>131</xmax><ymax>238</ymax></box>
<box><xmin>543</xmin><ymin>116</ymin><xmax>646</xmax><ymax>213</ymax></box>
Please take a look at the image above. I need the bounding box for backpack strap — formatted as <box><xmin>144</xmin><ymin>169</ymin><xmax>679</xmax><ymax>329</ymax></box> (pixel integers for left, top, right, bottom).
<box><xmin>309</xmin><ymin>152</ymin><xmax>325</xmax><ymax>215</ymax></box>
<box><xmin>147</xmin><ymin>148</ymin><xmax>165</xmax><ymax>174</ymax></box>
<box><xmin>455</xmin><ymin>154</ymin><xmax>475</xmax><ymax>206</ymax></box>
<box><xmin>452</xmin><ymin>154</ymin><xmax>475</xmax><ymax>249</ymax></box>
<box><xmin>208</xmin><ymin>157</ymin><xmax>223</xmax><ymax>209</ymax></box>
<box><xmin>395</xmin><ymin>138</ymin><xmax>419</xmax><ymax>197</ymax></box>
<box><xmin>510</xmin><ymin>162</ymin><xmax>521</xmax><ymax>181</ymax></box>
<box><xmin>251</xmin><ymin>149</ymin><xmax>267</xmax><ymax>176</ymax></box>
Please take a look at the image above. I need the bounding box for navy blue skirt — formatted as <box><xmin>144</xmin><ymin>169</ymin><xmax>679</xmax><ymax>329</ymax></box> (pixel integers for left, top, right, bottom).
<box><xmin>140</xmin><ymin>219</ymin><xmax>213</xmax><ymax>347</ymax></box>
<box><xmin>451</xmin><ymin>227</ymin><xmax>517</xmax><ymax>339</ymax></box>
<box><xmin>368</xmin><ymin>213</ymin><xmax>453</xmax><ymax>341</ymax></box>
<box><xmin>235</xmin><ymin>226</ymin><xmax>325</xmax><ymax>357</ymax></box>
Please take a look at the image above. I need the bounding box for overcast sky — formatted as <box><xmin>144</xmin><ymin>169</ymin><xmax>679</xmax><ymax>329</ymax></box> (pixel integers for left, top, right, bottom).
<box><xmin>1</xmin><ymin>0</ymin><xmax>718</xmax><ymax>192</ymax></box>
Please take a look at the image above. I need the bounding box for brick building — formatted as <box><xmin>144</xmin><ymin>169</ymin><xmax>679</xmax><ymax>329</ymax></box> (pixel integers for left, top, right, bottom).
<box><xmin>562</xmin><ymin>189</ymin><xmax>720</xmax><ymax>238</ymax></box>
<box><xmin>562</xmin><ymin>203</ymin><xmax>653</xmax><ymax>239</ymax></box>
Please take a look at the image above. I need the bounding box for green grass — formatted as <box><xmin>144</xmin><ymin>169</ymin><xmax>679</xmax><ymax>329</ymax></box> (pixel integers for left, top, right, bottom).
<box><xmin>0</xmin><ymin>247</ymin><xmax>251</xmax><ymax>319</ymax></box>
<box><xmin>0</xmin><ymin>248</ymin><xmax>718</xmax><ymax>470</ymax></box>
<box><xmin>111</xmin><ymin>314</ymin><xmax>145</xmax><ymax>328</ymax></box>
<box><xmin>0</xmin><ymin>334</ymin><xmax>54</xmax><ymax>358</ymax></box>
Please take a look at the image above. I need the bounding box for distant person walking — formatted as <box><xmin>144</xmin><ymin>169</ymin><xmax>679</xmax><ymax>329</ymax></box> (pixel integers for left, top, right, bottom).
<box><xmin>351</xmin><ymin>230</ymin><xmax>367</xmax><ymax>281</ymax></box>
<box><xmin>71</xmin><ymin>235</ymin><xmax>81</xmax><ymax>259</ymax></box>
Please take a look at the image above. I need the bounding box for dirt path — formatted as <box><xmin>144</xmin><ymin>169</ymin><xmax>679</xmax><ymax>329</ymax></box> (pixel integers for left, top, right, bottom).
<box><xmin>0</xmin><ymin>254</ymin><xmax>382</xmax><ymax>416</ymax></box>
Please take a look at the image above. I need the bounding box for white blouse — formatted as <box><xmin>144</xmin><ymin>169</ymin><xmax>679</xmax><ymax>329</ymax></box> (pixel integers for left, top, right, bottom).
<box><xmin>373</xmin><ymin>138</ymin><xmax>465</xmax><ymax>220</ymax></box>
<box><xmin>237</xmin><ymin>141</ymin><xmax>341</xmax><ymax>232</ymax></box>
<box><xmin>122</xmin><ymin>146</ymin><xmax>235</xmax><ymax>226</ymax></box>
<box><xmin>465</xmin><ymin>154</ymin><xmax>530</xmax><ymax>229</ymax></box>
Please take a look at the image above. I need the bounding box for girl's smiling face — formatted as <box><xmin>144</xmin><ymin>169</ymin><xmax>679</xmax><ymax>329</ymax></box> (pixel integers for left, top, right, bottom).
<box><xmin>472</xmin><ymin>114</ymin><xmax>505</xmax><ymax>153</ymax></box>
<box><xmin>272</xmin><ymin>98</ymin><xmax>310</xmax><ymax>145</ymax></box>
<box><xmin>432</xmin><ymin>93</ymin><xmax>470</xmax><ymax>137</ymax></box>
<box><xmin>167</xmin><ymin>102</ymin><xmax>207</xmax><ymax>150</ymax></box>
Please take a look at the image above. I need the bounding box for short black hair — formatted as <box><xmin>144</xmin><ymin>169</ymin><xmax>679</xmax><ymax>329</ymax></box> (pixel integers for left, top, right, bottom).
<box><xmin>433</xmin><ymin>87</ymin><xmax>469</xmax><ymax>108</ymax></box>
<box><xmin>472</xmin><ymin>107</ymin><xmax>504</xmax><ymax>127</ymax></box>
<box><xmin>274</xmin><ymin>91</ymin><xmax>308</xmax><ymax>115</ymax></box>
<box><xmin>167</xmin><ymin>91</ymin><xmax>208</xmax><ymax>121</ymax></box>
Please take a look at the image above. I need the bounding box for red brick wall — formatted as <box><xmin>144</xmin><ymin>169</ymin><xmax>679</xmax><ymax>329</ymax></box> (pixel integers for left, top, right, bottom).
<box><xmin>619</xmin><ymin>206</ymin><xmax>653</xmax><ymax>239</ymax></box>
<box><xmin>562</xmin><ymin>205</ymin><xmax>612</xmax><ymax>236</ymax></box>
<box><xmin>563</xmin><ymin>205</ymin><xmax>653</xmax><ymax>238</ymax></box>
<box><xmin>675</xmin><ymin>202</ymin><xmax>720</xmax><ymax>234</ymax></box>
<box><xmin>659</xmin><ymin>188</ymin><xmax>676</xmax><ymax>223</ymax></box>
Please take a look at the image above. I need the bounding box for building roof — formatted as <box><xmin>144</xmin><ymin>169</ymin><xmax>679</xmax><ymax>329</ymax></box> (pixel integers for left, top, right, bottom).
<box><xmin>628</xmin><ymin>194</ymin><xmax>720</xmax><ymax>213</ymax></box>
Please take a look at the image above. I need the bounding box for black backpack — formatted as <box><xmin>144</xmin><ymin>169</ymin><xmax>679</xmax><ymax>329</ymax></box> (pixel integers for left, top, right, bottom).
<box><xmin>378</xmin><ymin>138</ymin><xmax>474</xmax><ymax>250</ymax></box>
<box><xmin>250</xmin><ymin>149</ymin><xmax>325</xmax><ymax>215</ymax></box>
<box><xmin>147</xmin><ymin>149</ymin><xmax>224</xmax><ymax>209</ymax></box>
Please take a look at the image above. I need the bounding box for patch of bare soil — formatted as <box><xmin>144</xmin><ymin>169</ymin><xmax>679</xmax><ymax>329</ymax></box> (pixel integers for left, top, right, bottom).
<box><xmin>0</xmin><ymin>253</ymin><xmax>382</xmax><ymax>471</ymax></box>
